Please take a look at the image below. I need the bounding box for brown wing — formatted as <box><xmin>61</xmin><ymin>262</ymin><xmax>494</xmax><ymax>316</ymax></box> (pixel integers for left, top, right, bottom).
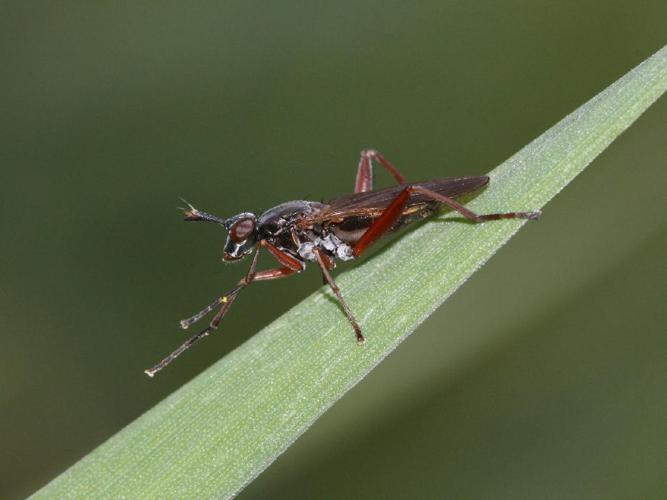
<box><xmin>308</xmin><ymin>176</ymin><xmax>489</xmax><ymax>223</ymax></box>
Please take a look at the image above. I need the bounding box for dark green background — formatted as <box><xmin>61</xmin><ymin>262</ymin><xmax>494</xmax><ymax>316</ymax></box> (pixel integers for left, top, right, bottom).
<box><xmin>1</xmin><ymin>2</ymin><xmax>665</xmax><ymax>498</ymax></box>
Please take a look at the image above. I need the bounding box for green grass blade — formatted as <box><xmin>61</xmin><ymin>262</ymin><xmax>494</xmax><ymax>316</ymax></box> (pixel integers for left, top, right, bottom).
<box><xmin>32</xmin><ymin>46</ymin><xmax>667</xmax><ymax>499</ymax></box>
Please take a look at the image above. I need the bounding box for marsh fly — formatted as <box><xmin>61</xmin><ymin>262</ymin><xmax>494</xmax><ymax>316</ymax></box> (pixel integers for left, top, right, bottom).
<box><xmin>145</xmin><ymin>149</ymin><xmax>541</xmax><ymax>376</ymax></box>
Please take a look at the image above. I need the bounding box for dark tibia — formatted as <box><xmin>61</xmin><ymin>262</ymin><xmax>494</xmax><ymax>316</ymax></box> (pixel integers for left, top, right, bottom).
<box><xmin>314</xmin><ymin>248</ymin><xmax>364</xmax><ymax>343</ymax></box>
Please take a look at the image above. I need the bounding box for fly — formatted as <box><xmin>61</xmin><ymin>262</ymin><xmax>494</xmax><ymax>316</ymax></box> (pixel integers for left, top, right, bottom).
<box><xmin>145</xmin><ymin>149</ymin><xmax>541</xmax><ymax>377</ymax></box>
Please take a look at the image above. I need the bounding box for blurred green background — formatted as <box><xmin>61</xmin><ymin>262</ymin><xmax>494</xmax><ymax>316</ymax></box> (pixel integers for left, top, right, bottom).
<box><xmin>1</xmin><ymin>2</ymin><xmax>665</xmax><ymax>498</ymax></box>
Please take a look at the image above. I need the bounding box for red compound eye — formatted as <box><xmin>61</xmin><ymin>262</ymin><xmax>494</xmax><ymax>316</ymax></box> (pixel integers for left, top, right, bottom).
<box><xmin>230</xmin><ymin>217</ymin><xmax>255</xmax><ymax>242</ymax></box>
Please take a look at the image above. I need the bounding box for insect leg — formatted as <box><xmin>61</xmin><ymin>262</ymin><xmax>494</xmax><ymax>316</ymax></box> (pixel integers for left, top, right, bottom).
<box><xmin>145</xmin><ymin>255</ymin><xmax>299</xmax><ymax>377</ymax></box>
<box><xmin>205</xmin><ymin>266</ymin><xmax>298</xmax><ymax>331</ymax></box>
<box><xmin>352</xmin><ymin>187</ymin><xmax>412</xmax><ymax>257</ymax></box>
<box><xmin>409</xmin><ymin>185</ymin><xmax>542</xmax><ymax>222</ymax></box>
<box><xmin>314</xmin><ymin>248</ymin><xmax>364</xmax><ymax>343</ymax></box>
<box><xmin>260</xmin><ymin>240</ymin><xmax>305</xmax><ymax>271</ymax></box>
<box><xmin>178</xmin><ymin>249</ymin><xmax>261</xmax><ymax>330</ymax></box>
<box><xmin>352</xmin><ymin>183</ymin><xmax>540</xmax><ymax>258</ymax></box>
<box><xmin>180</xmin><ymin>242</ymin><xmax>301</xmax><ymax>333</ymax></box>
<box><xmin>144</xmin><ymin>250</ymin><xmax>260</xmax><ymax>377</ymax></box>
<box><xmin>354</xmin><ymin>149</ymin><xmax>408</xmax><ymax>193</ymax></box>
